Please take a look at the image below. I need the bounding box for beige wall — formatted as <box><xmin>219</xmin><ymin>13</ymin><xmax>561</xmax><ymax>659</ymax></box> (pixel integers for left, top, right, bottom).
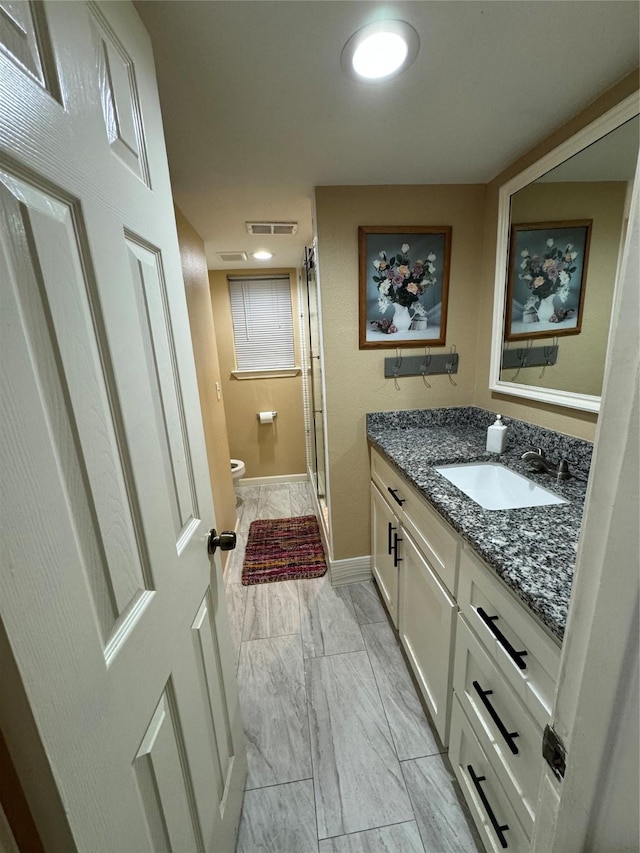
<box><xmin>315</xmin><ymin>185</ymin><xmax>486</xmax><ymax>561</ymax></box>
<box><xmin>501</xmin><ymin>181</ymin><xmax>627</xmax><ymax>396</ymax></box>
<box><xmin>174</xmin><ymin>207</ymin><xmax>237</xmax><ymax>558</ymax></box>
<box><xmin>473</xmin><ymin>71</ymin><xmax>638</xmax><ymax>440</ymax></box>
<box><xmin>210</xmin><ymin>268</ymin><xmax>307</xmax><ymax>478</ymax></box>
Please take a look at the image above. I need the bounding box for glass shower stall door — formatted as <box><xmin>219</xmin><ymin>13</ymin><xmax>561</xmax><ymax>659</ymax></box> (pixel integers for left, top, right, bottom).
<box><xmin>304</xmin><ymin>246</ymin><xmax>326</xmax><ymax>503</ymax></box>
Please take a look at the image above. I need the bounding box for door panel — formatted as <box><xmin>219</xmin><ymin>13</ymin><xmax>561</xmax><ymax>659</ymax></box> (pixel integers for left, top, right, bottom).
<box><xmin>192</xmin><ymin>593</ymin><xmax>234</xmax><ymax>796</ymax></box>
<box><xmin>0</xmin><ymin>0</ymin><xmax>60</xmax><ymax>98</ymax></box>
<box><xmin>134</xmin><ymin>687</ymin><xmax>201</xmax><ymax>853</ymax></box>
<box><xmin>0</xmin><ymin>172</ymin><xmax>152</xmax><ymax>644</ymax></box>
<box><xmin>125</xmin><ymin>235</ymin><xmax>199</xmax><ymax>543</ymax></box>
<box><xmin>0</xmin><ymin>3</ymin><xmax>246</xmax><ymax>850</ymax></box>
<box><xmin>89</xmin><ymin>3</ymin><xmax>151</xmax><ymax>185</ymax></box>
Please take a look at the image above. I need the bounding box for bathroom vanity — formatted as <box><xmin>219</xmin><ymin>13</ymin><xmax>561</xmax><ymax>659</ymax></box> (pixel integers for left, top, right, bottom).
<box><xmin>367</xmin><ymin>407</ymin><xmax>591</xmax><ymax>853</ymax></box>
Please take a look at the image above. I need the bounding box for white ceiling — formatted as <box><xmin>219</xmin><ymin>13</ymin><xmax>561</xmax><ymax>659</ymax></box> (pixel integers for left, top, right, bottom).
<box><xmin>135</xmin><ymin>1</ymin><xmax>639</xmax><ymax>270</ymax></box>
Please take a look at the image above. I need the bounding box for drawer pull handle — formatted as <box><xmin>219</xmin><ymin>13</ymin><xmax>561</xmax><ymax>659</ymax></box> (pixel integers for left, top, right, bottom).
<box><xmin>477</xmin><ymin>607</ymin><xmax>528</xmax><ymax>671</ymax></box>
<box><xmin>472</xmin><ymin>680</ymin><xmax>520</xmax><ymax>755</ymax></box>
<box><xmin>393</xmin><ymin>532</ymin><xmax>402</xmax><ymax>568</ymax></box>
<box><xmin>387</xmin><ymin>522</ymin><xmax>396</xmax><ymax>556</ymax></box>
<box><xmin>387</xmin><ymin>487</ymin><xmax>406</xmax><ymax>507</ymax></box>
<box><xmin>467</xmin><ymin>764</ymin><xmax>509</xmax><ymax>849</ymax></box>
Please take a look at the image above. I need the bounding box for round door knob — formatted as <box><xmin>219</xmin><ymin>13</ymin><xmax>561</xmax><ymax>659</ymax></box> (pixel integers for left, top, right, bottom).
<box><xmin>207</xmin><ymin>529</ymin><xmax>237</xmax><ymax>556</ymax></box>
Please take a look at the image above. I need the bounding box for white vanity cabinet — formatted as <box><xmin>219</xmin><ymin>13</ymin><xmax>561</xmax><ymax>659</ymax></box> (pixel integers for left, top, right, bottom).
<box><xmin>369</xmin><ymin>444</ymin><xmax>563</xmax><ymax>851</ymax></box>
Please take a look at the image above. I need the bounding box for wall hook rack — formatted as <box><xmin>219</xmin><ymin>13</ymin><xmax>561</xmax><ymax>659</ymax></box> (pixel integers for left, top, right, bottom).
<box><xmin>384</xmin><ymin>350</ymin><xmax>460</xmax><ymax>379</ymax></box>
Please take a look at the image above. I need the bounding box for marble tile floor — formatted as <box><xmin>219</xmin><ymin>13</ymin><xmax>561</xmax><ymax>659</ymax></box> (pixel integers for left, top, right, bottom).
<box><xmin>225</xmin><ymin>481</ymin><xmax>482</xmax><ymax>853</ymax></box>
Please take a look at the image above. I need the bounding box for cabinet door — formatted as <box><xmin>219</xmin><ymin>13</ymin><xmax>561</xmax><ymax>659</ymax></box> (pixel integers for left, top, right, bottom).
<box><xmin>399</xmin><ymin>531</ymin><xmax>457</xmax><ymax>744</ymax></box>
<box><xmin>371</xmin><ymin>482</ymin><xmax>400</xmax><ymax>627</ymax></box>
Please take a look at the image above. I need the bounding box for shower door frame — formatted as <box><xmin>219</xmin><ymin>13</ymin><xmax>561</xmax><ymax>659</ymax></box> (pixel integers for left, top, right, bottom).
<box><xmin>302</xmin><ymin>245</ymin><xmax>330</xmax><ymax>527</ymax></box>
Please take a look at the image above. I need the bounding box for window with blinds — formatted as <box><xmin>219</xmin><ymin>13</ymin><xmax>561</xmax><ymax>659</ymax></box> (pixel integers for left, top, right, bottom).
<box><xmin>228</xmin><ymin>275</ymin><xmax>296</xmax><ymax>372</ymax></box>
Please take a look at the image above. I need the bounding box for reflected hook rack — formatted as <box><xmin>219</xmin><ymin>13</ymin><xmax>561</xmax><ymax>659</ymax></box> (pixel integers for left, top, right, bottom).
<box><xmin>501</xmin><ymin>344</ymin><xmax>559</xmax><ymax>370</ymax></box>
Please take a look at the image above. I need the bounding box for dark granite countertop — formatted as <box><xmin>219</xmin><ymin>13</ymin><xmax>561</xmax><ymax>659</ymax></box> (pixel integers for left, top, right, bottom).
<box><xmin>367</xmin><ymin>408</ymin><xmax>592</xmax><ymax>642</ymax></box>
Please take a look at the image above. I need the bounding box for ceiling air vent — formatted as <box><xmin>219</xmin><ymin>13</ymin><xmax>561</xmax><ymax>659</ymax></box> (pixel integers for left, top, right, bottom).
<box><xmin>246</xmin><ymin>221</ymin><xmax>298</xmax><ymax>236</ymax></box>
<box><xmin>217</xmin><ymin>251</ymin><xmax>248</xmax><ymax>262</ymax></box>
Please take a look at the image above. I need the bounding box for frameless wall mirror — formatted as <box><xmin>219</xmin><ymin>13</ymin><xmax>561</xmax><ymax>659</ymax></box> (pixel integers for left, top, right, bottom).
<box><xmin>489</xmin><ymin>95</ymin><xmax>639</xmax><ymax>413</ymax></box>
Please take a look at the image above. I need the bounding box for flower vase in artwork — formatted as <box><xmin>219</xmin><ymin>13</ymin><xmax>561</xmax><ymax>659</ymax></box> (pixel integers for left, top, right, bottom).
<box><xmin>518</xmin><ymin>235</ymin><xmax>582</xmax><ymax>329</ymax></box>
<box><xmin>536</xmin><ymin>294</ymin><xmax>556</xmax><ymax>323</ymax></box>
<box><xmin>371</xmin><ymin>242</ymin><xmax>438</xmax><ymax>336</ymax></box>
<box><xmin>392</xmin><ymin>303</ymin><xmax>412</xmax><ymax>332</ymax></box>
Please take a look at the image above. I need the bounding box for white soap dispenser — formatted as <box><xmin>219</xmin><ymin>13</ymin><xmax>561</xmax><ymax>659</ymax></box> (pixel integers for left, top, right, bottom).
<box><xmin>486</xmin><ymin>414</ymin><xmax>508</xmax><ymax>454</ymax></box>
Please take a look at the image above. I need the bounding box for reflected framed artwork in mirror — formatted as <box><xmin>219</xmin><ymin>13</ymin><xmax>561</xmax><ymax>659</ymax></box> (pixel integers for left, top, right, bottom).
<box><xmin>489</xmin><ymin>94</ymin><xmax>639</xmax><ymax>413</ymax></box>
<box><xmin>505</xmin><ymin>220</ymin><xmax>592</xmax><ymax>341</ymax></box>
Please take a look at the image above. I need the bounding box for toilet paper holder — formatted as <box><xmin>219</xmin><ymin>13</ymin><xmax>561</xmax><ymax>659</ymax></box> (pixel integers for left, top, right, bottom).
<box><xmin>257</xmin><ymin>411</ymin><xmax>278</xmax><ymax>422</ymax></box>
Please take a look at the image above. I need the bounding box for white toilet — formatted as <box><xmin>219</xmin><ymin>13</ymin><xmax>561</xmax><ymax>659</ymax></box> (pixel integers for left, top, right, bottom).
<box><xmin>230</xmin><ymin>459</ymin><xmax>246</xmax><ymax>506</ymax></box>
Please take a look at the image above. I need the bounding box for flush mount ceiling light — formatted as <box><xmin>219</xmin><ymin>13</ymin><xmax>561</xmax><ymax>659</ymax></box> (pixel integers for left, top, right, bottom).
<box><xmin>341</xmin><ymin>20</ymin><xmax>419</xmax><ymax>82</ymax></box>
<box><xmin>252</xmin><ymin>250</ymin><xmax>273</xmax><ymax>260</ymax></box>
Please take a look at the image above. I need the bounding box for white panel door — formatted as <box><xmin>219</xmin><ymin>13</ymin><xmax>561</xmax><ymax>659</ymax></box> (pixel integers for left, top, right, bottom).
<box><xmin>0</xmin><ymin>3</ymin><xmax>246</xmax><ymax>851</ymax></box>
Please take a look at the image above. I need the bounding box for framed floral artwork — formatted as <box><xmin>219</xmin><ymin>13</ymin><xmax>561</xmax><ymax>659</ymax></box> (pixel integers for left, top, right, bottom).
<box><xmin>358</xmin><ymin>226</ymin><xmax>452</xmax><ymax>349</ymax></box>
<box><xmin>505</xmin><ymin>220</ymin><xmax>592</xmax><ymax>341</ymax></box>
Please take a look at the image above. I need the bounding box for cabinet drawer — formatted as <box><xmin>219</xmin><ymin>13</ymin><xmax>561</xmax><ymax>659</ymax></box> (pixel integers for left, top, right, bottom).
<box><xmin>370</xmin><ymin>447</ymin><xmax>407</xmax><ymax>510</ymax></box>
<box><xmin>399</xmin><ymin>529</ymin><xmax>457</xmax><ymax>745</ymax></box>
<box><xmin>450</xmin><ymin>697</ymin><xmax>531</xmax><ymax>852</ymax></box>
<box><xmin>454</xmin><ymin>616</ymin><xmax>543</xmax><ymax>838</ymax></box>
<box><xmin>458</xmin><ymin>548</ymin><xmax>560</xmax><ymax>729</ymax></box>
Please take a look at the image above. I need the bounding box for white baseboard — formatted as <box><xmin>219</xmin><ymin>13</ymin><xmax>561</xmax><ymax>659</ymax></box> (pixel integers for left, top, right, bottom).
<box><xmin>329</xmin><ymin>555</ymin><xmax>372</xmax><ymax>586</ymax></box>
<box><xmin>239</xmin><ymin>473</ymin><xmax>309</xmax><ymax>486</ymax></box>
<box><xmin>304</xmin><ymin>477</ymin><xmax>368</xmax><ymax>586</ymax></box>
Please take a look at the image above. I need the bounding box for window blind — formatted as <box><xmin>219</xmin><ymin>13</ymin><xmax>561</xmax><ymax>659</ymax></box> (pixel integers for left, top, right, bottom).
<box><xmin>228</xmin><ymin>276</ymin><xmax>295</xmax><ymax>371</ymax></box>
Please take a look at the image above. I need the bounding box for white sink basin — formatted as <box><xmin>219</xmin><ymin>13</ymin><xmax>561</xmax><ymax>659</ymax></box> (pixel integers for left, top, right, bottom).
<box><xmin>434</xmin><ymin>462</ymin><xmax>567</xmax><ymax>510</ymax></box>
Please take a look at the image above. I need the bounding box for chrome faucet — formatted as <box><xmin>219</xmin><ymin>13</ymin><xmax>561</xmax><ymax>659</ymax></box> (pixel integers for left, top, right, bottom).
<box><xmin>521</xmin><ymin>448</ymin><xmax>571</xmax><ymax>480</ymax></box>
